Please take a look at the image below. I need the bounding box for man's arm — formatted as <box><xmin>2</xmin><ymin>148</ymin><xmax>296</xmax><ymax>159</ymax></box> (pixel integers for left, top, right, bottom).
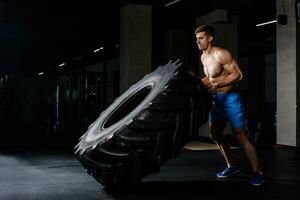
<box><xmin>201</xmin><ymin>77</ymin><xmax>211</xmax><ymax>88</ymax></box>
<box><xmin>213</xmin><ymin>48</ymin><xmax>243</xmax><ymax>88</ymax></box>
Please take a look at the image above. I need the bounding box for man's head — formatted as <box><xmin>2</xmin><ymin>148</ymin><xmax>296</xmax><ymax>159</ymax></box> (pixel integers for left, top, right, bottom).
<box><xmin>195</xmin><ymin>25</ymin><xmax>215</xmax><ymax>51</ymax></box>
<box><xmin>194</xmin><ymin>25</ymin><xmax>215</xmax><ymax>37</ymax></box>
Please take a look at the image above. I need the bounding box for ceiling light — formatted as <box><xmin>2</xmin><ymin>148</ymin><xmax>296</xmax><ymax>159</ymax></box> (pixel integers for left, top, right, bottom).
<box><xmin>165</xmin><ymin>0</ymin><xmax>182</xmax><ymax>7</ymax></box>
<box><xmin>59</xmin><ymin>62</ymin><xmax>66</xmax><ymax>67</ymax></box>
<box><xmin>73</xmin><ymin>56</ymin><xmax>82</xmax><ymax>60</ymax></box>
<box><xmin>256</xmin><ymin>20</ymin><xmax>277</xmax><ymax>27</ymax></box>
<box><xmin>93</xmin><ymin>46</ymin><xmax>104</xmax><ymax>53</ymax></box>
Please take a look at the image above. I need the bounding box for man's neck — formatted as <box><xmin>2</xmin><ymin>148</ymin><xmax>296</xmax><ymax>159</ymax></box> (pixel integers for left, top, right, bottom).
<box><xmin>202</xmin><ymin>45</ymin><xmax>213</xmax><ymax>55</ymax></box>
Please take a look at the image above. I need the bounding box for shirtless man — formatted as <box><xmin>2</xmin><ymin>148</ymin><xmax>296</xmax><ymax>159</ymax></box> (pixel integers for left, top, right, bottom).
<box><xmin>195</xmin><ymin>25</ymin><xmax>264</xmax><ymax>186</ymax></box>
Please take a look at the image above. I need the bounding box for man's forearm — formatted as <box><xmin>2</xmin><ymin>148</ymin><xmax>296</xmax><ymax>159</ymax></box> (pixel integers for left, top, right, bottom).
<box><xmin>215</xmin><ymin>73</ymin><xmax>241</xmax><ymax>87</ymax></box>
<box><xmin>201</xmin><ymin>77</ymin><xmax>211</xmax><ymax>88</ymax></box>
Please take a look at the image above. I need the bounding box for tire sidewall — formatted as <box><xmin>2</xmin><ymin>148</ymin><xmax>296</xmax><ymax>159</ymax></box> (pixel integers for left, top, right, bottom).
<box><xmin>78</xmin><ymin>63</ymin><xmax>181</xmax><ymax>151</ymax></box>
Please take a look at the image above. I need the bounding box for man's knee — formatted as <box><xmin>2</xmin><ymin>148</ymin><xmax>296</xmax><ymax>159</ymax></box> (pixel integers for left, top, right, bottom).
<box><xmin>209</xmin><ymin>124</ymin><xmax>224</xmax><ymax>142</ymax></box>
<box><xmin>233</xmin><ymin>128</ymin><xmax>249</xmax><ymax>144</ymax></box>
<box><xmin>209</xmin><ymin>131</ymin><xmax>220</xmax><ymax>142</ymax></box>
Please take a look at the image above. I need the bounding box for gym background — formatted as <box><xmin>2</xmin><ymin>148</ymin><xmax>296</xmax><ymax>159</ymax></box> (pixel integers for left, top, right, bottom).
<box><xmin>0</xmin><ymin>0</ymin><xmax>298</xmax><ymax>149</ymax></box>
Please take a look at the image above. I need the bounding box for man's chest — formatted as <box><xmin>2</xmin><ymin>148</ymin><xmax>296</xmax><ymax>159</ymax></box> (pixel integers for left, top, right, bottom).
<box><xmin>202</xmin><ymin>56</ymin><xmax>223</xmax><ymax>78</ymax></box>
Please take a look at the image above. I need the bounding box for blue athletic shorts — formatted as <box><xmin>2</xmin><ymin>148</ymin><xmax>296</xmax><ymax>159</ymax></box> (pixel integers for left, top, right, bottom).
<box><xmin>209</xmin><ymin>91</ymin><xmax>245</xmax><ymax>129</ymax></box>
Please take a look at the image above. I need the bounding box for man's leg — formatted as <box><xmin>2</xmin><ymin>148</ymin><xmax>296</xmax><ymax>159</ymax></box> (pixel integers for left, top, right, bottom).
<box><xmin>232</xmin><ymin>128</ymin><xmax>264</xmax><ymax>185</ymax></box>
<box><xmin>210</xmin><ymin>122</ymin><xmax>235</xmax><ymax>167</ymax></box>
<box><xmin>232</xmin><ymin>128</ymin><xmax>261</xmax><ymax>173</ymax></box>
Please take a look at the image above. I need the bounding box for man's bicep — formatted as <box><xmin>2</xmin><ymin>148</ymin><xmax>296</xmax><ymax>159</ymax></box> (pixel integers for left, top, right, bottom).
<box><xmin>223</xmin><ymin>59</ymin><xmax>239</xmax><ymax>72</ymax></box>
<box><xmin>223</xmin><ymin>59</ymin><xmax>243</xmax><ymax>80</ymax></box>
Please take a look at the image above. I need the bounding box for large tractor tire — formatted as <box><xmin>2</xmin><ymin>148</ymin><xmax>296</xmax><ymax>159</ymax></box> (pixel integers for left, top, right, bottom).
<box><xmin>75</xmin><ymin>60</ymin><xmax>211</xmax><ymax>192</ymax></box>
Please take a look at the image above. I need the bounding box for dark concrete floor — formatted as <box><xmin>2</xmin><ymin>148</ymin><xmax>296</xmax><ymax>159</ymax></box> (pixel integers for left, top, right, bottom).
<box><xmin>0</xmin><ymin>146</ymin><xmax>299</xmax><ymax>200</ymax></box>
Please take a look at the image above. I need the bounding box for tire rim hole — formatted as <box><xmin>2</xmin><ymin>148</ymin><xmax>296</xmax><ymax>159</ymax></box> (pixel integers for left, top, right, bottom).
<box><xmin>103</xmin><ymin>85</ymin><xmax>152</xmax><ymax>128</ymax></box>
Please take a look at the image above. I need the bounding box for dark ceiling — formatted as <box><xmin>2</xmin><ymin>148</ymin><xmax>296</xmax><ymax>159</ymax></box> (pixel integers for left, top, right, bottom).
<box><xmin>0</xmin><ymin>0</ymin><xmax>275</xmax><ymax>74</ymax></box>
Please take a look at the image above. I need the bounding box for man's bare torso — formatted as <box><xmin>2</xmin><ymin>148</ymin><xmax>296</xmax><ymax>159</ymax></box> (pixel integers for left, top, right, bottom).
<box><xmin>201</xmin><ymin>47</ymin><xmax>237</xmax><ymax>93</ymax></box>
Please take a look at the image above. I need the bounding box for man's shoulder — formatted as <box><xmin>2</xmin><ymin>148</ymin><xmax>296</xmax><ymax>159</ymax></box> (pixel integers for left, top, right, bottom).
<box><xmin>213</xmin><ymin>46</ymin><xmax>229</xmax><ymax>53</ymax></box>
<box><xmin>213</xmin><ymin>47</ymin><xmax>232</xmax><ymax>58</ymax></box>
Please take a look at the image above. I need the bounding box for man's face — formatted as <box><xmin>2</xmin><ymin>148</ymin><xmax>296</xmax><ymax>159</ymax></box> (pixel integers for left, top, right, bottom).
<box><xmin>196</xmin><ymin>32</ymin><xmax>212</xmax><ymax>50</ymax></box>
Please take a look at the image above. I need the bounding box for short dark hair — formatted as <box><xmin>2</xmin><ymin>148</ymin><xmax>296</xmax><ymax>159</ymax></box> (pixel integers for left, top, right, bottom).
<box><xmin>194</xmin><ymin>25</ymin><xmax>215</xmax><ymax>37</ymax></box>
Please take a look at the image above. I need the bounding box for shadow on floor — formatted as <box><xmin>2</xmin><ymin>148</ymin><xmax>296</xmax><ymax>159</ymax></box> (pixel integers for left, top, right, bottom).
<box><xmin>109</xmin><ymin>179</ymin><xmax>299</xmax><ymax>200</ymax></box>
<box><xmin>1</xmin><ymin>145</ymin><xmax>300</xmax><ymax>200</ymax></box>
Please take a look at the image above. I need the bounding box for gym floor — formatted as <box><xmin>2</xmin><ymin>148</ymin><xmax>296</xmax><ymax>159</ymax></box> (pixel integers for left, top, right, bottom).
<box><xmin>1</xmin><ymin>143</ymin><xmax>299</xmax><ymax>200</ymax></box>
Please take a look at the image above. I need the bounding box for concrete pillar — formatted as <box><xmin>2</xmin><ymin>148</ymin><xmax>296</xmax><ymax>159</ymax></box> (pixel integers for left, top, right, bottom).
<box><xmin>196</xmin><ymin>9</ymin><xmax>239</xmax><ymax>137</ymax></box>
<box><xmin>276</xmin><ymin>0</ymin><xmax>300</xmax><ymax>146</ymax></box>
<box><xmin>120</xmin><ymin>4</ymin><xmax>152</xmax><ymax>94</ymax></box>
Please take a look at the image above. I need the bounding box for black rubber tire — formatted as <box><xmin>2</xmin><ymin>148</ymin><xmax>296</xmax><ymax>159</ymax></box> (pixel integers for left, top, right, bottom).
<box><xmin>74</xmin><ymin>61</ymin><xmax>211</xmax><ymax>192</ymax></box>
